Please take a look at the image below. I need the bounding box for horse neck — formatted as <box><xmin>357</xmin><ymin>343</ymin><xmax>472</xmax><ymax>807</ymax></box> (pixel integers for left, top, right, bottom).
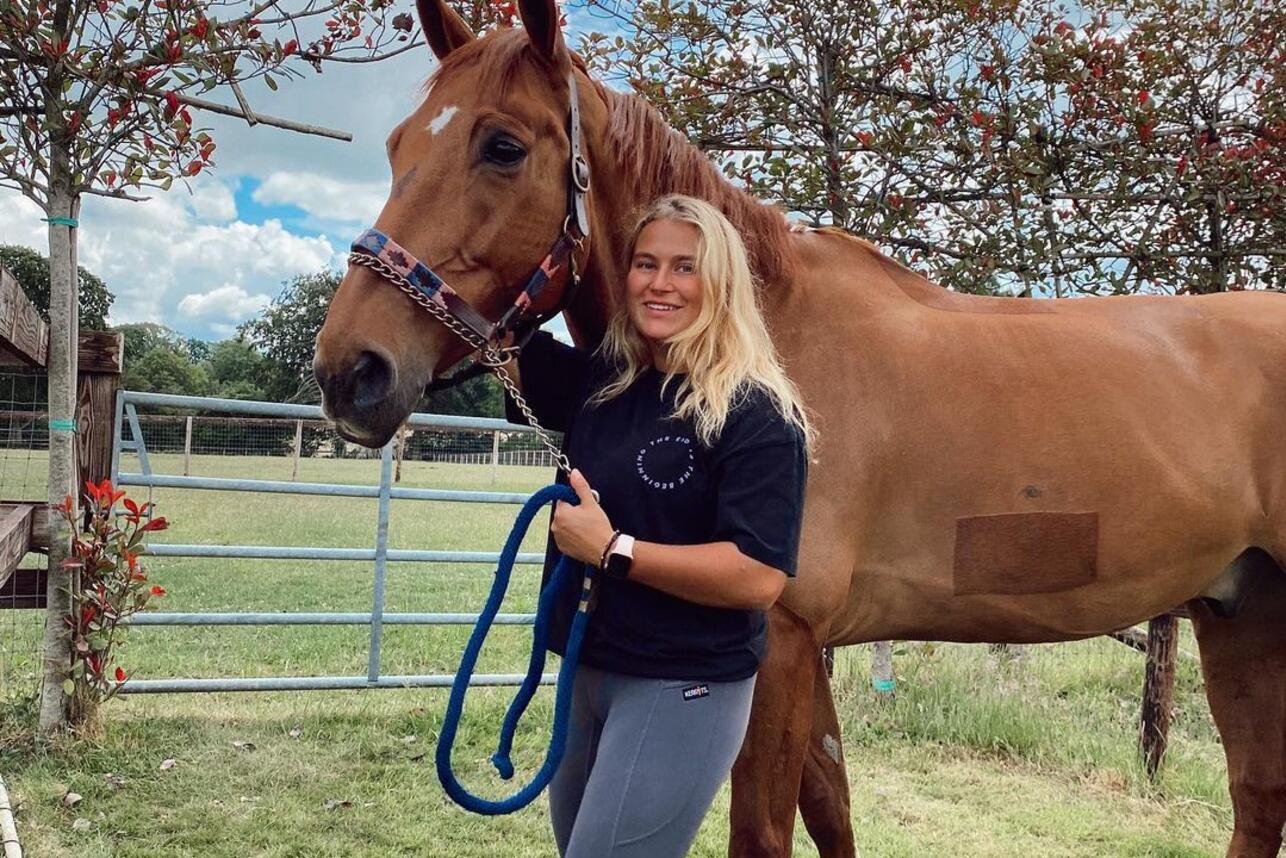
<box><xmin>562</xmin><ymin>85</ymin><xmax>799</xmax><ymax>345</ymax></box>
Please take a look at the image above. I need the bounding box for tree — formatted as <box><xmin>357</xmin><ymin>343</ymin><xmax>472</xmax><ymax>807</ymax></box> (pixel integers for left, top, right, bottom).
<box><xmin>207</xmin><ymin>338</ymin><xmax>265</xmax><ymax>395</ymax></box>
<box><xmin>0</xmin><ymin>243</ymin><xmax>112</xmax><ymax>326</ymax></box>
<box><xmin>114</xmin><ymin>321</ymin><xmax>185</xmax><ymax>367</ymax></box>
<box><xmin>126</xmin><ymin>344</ymin><xmax>211</xmax><ymax>396</ymax></box>
<box><xmin>3</xmin><ymin>0</ymin><xmax>420</xmax><ymax>732</ymax></box>
<box><xmin>185</xmin><ymin>336</ymin><xmax>212</xmax><ymax>364</ymax></box>
<box><xmin>239</xmin><ymin>270</ymin><xmax>338</xmax><ymax>402</ymax></box>
<box><xmin>584</xmin><ymin>0</ymin><xmax>1285</xmax><ymax>295</ymax></box>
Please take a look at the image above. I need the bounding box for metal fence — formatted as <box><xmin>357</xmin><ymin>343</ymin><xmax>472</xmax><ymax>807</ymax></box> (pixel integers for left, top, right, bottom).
<box><xmin>112</xmin><ymin>390</ymin><xmax>560</xmax><ymax>694</ymax></box>
<box><xmin>124</xmin><ymin>409</ymin><xmax>559</xmax><ymax>473</ymax></box>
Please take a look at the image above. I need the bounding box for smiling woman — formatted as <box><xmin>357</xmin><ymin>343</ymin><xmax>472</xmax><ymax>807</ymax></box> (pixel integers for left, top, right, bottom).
<box><xmin>497</xmin><ymin>194</ymin><xmax>813</xmax><ymax>858</ymax></box>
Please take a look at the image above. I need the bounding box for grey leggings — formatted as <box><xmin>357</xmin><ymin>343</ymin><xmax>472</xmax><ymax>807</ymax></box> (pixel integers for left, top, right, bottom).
<box><xmin>549</xmin><ymin>664</ymin><xmax>757</xmax><ymax>858</ymax></box>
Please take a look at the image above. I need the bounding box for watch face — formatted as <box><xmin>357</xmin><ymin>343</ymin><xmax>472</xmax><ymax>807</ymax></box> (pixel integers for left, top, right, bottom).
<box><xmin>607</xmin><ymin>551</ymin><xmax>632</xmax><ymax>579</ymax></box>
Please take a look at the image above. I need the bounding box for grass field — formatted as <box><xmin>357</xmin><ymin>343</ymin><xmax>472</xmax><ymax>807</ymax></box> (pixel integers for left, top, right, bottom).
<box><xmin>0</xmin><ymin>452</ymin><xmax>1234</xmax><ymax>857</ymax></box>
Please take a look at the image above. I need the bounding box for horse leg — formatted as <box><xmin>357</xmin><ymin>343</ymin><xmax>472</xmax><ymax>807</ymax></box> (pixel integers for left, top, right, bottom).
<box><xmin>729</xmin><ymin>603</ymin><xmax>820</xmax><ymax>858</ymax></box>
<box><xmin>1191</xmin><ymin>555</ymin><xmax>1286</xmax><ymax>858</ymax></box>
<box><xmin>797</xmin><ymin>652</ymin><xmax>858</xmax><ymax>858</ymax></box>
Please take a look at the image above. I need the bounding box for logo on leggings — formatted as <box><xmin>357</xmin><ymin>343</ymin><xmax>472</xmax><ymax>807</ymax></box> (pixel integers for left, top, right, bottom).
<box><xmin>682</xmin><ymin>684</ymin><xmax>710</xmax><ymax>701</ymax></box>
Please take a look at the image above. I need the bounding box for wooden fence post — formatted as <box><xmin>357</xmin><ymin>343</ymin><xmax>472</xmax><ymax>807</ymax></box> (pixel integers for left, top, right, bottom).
<box><xmin>291</xmin><ymin>419</ymin><xmax>303</xmax><ymax>481</ymax></box>
<box><xmin>491</xmin><ymin>431</ymin><xmax>500</xmax><ymax>483</ymax></box>
<box><xmin>64</xmin><ymin>331</ymin><xmax>123</xmax><ymax>726</ymax></box>
<box><xmin>1140</xmin><ymin>614</ymin><xmax>1179</xmax><ymax>779</ymax></box>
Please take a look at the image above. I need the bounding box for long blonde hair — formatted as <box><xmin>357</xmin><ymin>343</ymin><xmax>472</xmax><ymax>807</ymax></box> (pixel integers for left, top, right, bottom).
<box><xmin>588</xmin><ymin>195</ymin><xmax>815</xmax><ymax>452</ymax></box>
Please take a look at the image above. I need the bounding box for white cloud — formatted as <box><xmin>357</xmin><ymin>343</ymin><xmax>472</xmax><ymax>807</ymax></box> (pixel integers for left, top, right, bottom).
<box><xmin>178</xmin><ymin>284</ymin><xmax>271</xmax><ymax>320</ymax></box>
<box><xmin>0</xmin><ymin>193</ymin><xmax>51</xmax><ymax>251</ymax></box>
<box><xmin>186</xmin><ymin>178</ymin><xmax>238</xmax><ymax>222</ymax></box>
<box><xmin>0</xmin><ymin>188</ymin><xmax>339</xmax><ymax>338</ymax></box>
<box><xmin>253</xmin><ymin>171</ymin><xmax>387</xmax><ymax>228</ymax></box>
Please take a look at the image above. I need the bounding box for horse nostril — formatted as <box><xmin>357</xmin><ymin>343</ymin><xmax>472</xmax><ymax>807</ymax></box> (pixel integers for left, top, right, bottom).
<box><xmin>350</xmin><ymin>350</ymin><xmax>395</xmax><ymax>411</ymax></box>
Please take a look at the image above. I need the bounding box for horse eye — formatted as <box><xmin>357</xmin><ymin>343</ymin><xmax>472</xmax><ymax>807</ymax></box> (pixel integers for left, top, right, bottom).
<box><xmin>482</xmin><ymin>135</ymin><xmax>526</xmax><ymax>167</ymax></box>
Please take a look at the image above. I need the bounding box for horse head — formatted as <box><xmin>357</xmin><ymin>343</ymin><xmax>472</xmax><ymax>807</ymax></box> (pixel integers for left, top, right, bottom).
<box><xmin>313</xmin><ymin>0</ymin><xmax>613</xmax><ymax>447</ymax></box>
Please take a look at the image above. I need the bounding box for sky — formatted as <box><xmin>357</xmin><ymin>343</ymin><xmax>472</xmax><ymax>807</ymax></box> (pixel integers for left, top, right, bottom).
<box><xmin>0</xmin><ymin>5</ymin><xmax>607</xmax><ymax>342</ymax></box>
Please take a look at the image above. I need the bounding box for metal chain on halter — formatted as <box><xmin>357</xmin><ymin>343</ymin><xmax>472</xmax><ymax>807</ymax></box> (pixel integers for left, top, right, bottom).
<box><xmin>348</xmin><ymin>250</ymin><xmax>575</xmax><ymax>476</ymax></box>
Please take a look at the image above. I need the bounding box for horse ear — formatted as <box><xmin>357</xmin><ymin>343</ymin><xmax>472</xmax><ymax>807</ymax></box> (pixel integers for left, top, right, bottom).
<box><xmin>517</xmin><ymin>0</ymin><xmax>569</xmax><ymax>67</ymax></box>
<box><xmin>416</xmin><ymin>0</ymin><xmax>475</xmax><ymax>60</ymax></box>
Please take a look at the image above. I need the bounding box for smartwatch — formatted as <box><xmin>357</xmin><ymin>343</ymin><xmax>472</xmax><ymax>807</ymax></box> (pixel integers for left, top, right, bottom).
<box><xmin>603</xmin><ymin>534</ymin><xmax>635</xmax><ymax>580</ymax></box>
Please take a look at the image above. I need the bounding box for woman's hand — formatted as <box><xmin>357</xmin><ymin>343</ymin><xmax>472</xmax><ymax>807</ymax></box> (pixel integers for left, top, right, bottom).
<box><xmin>550</xmin><ymin>469</ymin><xmax>616</xmax><ymax>566</ymax></box>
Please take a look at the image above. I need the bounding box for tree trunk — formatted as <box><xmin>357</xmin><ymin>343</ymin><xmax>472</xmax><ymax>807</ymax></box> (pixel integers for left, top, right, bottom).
<box><xmin>37</xmin><ymin>155</ymin><xmax>81</xmax><ymax>734</ymax></box>
<box><xmin>1140</xmin><ymin>614</ymin><xmax>1179</xmax><ymax>779</ymax></box>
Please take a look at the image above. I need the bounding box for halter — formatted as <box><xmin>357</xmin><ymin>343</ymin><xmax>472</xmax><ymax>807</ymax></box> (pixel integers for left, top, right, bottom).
<box><xmin>348</xmin><ymin>71</ymin><xmax>591</xmax><ymax>360</ymax></box>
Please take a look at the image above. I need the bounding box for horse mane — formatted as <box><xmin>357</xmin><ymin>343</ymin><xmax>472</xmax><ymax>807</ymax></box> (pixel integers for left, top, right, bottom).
<box><xmin>598</xmin><ymin>87</ymin><xmax>796</xmax><ymax>287</ymax></box>
<box><xmin>423</xmin><ymin>28</ymin><xmax>796</xmax><ymax>286</ymax></box>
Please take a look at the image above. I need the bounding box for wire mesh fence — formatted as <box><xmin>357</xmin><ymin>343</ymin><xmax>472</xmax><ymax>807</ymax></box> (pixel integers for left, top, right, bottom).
<box><xmin>0</xmin><ymin>367</ymin><xmax>49</xmax><ymax>501</ymax></box>
<box><xmin>1</xmin><ymin>367</ymin><xmax>50</xmax><ymax>723</ymax></box>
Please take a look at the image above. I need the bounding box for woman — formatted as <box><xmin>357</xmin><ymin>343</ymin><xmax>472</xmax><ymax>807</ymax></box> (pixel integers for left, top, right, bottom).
<box><xmin>503</xmin><ymin>194</ymin><xmax>814</xmax><ymax>858</ymax></box>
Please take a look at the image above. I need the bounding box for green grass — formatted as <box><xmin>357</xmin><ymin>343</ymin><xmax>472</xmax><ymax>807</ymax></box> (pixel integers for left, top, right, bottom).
<box><xmin>0</xmin><ymin>453</ymin><xmax>1234</xmax><ymax>856</ymax></box>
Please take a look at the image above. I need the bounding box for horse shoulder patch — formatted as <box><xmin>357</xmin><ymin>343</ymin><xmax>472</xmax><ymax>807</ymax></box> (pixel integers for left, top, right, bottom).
<box><xmin>952</xmin><ymin>512</ymin><xmax>1098</xmax><ymax>595</ymax></box>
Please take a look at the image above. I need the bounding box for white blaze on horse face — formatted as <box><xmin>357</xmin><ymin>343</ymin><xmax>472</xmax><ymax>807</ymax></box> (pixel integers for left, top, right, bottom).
<box><xmin>427</xmin><ymin>105</ymin><xmax>459</xmax><ymax>136</ymax></box>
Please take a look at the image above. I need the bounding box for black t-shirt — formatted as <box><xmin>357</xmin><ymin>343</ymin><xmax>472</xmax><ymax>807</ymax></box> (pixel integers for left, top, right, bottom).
<box><xmin>503</xmin><ymin>331</ymin><xmax>808</xmax><ymax>682</ymax></box>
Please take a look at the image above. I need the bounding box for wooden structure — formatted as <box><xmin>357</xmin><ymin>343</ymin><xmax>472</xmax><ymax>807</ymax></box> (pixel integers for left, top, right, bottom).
<box><xmin>0</xmin><ymin>264</ymin><xmax>122</xmax><ymax>610</ymax></box>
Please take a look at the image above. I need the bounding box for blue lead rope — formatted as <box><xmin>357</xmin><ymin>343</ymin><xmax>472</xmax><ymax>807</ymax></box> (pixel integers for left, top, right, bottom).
<box><xmin>436</xmin><ymin>483</ymin><xmax>595</xmax><ymax>815</ymax></box>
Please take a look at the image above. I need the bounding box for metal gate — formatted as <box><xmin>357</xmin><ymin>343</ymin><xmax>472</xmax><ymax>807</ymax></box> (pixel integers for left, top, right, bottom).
<box><xmin>111</xmin><ymin>390</ymin><xmax>554</xmax><ymax>693</ymax></box>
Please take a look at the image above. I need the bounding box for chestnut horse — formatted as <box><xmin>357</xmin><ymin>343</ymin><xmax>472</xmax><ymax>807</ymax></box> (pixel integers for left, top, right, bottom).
<box><xmin>312</xmin><ymin>2</ymin><xmax>1286</xmax><ymax>855</ymax></box>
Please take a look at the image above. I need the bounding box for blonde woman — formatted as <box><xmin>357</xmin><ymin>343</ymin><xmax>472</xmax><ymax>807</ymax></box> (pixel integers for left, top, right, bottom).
<box><xmin>503</xmin><ymin>194</ymin><xmax>813</xmax><ymax>858</ymax></box>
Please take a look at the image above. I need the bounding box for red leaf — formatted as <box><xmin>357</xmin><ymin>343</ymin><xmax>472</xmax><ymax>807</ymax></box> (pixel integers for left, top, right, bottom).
<box><xmin>140</xmin><ymin>516</ymin><xmax>170</xmax><ymax>532</ymax></box>
<box><xmin>186</xmin><ymin>160</ymin><xmax>202</xmax><ymax>176</ymax></box>
<box><xmin>115</xmin><ymin>666</ymin><xmax>127</xmax><ymax>682</ymax></box>
<box><xmin>150</xmin><ymin>585</ymin><xmax>167</xmax><ymax>597</ymax></box>
<box><xmin>165</xmin><ymin>91</ymin><xmax>180</xmax><ymax>117</ymax></box>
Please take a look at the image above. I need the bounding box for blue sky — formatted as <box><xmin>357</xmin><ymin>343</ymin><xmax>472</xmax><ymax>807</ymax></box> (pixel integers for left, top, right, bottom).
<box><xmin>1</xmin><ymin>3</ymin><xmax>609</xmax><ymax>342</ymax></box>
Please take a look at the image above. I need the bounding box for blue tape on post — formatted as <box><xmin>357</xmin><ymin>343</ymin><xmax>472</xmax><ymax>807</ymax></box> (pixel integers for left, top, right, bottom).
<box><xmin>872</xmin><ymin>678</ymin><xmax>897</xmax><ymax>693</ymax></box>
<box><xmin>48</xmin><ymin>418</ymin><xmax>77</xmax><ymax>433</ymax></box>
<box><xmin>42</xmin><ymin>216</ymin><xmax>79</xmax><ymax>227</ymax></box>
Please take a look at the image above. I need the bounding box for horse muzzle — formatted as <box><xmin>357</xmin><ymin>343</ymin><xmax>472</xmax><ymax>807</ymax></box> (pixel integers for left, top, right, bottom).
<box><xmin>313</xmin><ymin>347</ymin><xmax>413</xmax><ymax>448</ymax></box>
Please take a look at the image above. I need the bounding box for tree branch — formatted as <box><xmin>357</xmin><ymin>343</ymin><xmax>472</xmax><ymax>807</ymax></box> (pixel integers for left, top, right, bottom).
<box><xmin>177</xmin><ymin>94</ymin><xmax>352</xmax><ymax>141</ymax></box>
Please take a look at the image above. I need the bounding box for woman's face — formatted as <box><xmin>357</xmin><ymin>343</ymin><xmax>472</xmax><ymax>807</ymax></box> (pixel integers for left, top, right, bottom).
<box><xmin>625</xmin><ymin>218</ymin><xmax>704</xmax><ymax>368</ymax></box>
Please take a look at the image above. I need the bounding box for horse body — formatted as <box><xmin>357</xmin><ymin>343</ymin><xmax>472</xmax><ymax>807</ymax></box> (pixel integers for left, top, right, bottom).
<box><xmin>770</xmin><ymin>231</ymin><xmax>1285</xmax><ymax>647</ymax></box>
<box><xmin>313</xmin><ymin>4</ymin><xmax>1286</xmax><ymax>855</ymax></box>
